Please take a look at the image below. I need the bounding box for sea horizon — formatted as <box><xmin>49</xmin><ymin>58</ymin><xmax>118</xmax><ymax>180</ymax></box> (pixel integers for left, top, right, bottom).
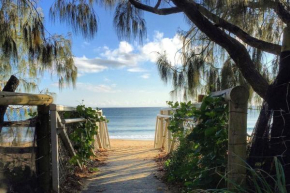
<box><xmin>1</xmin><ymin>107</ymin><xmax>260</xmax><ymax>143</ymax></box>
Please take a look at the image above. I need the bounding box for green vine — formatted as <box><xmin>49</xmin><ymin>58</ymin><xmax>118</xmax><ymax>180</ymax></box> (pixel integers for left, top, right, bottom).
<box><xmin>64</xmin><ymin>105</ymin><xmax>106</xmax><ymax>166</ymax></box>
<box><xmin>165</xmin><ymin>96</ymin><xmax>228</xmax><ymax>191</ymax></box>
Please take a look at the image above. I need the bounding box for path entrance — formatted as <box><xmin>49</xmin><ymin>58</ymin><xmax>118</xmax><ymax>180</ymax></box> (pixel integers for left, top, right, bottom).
<box><xmin>82</xmin><ymin>139</ymin><xmax>173</xmax><ymax>193</ymax></box>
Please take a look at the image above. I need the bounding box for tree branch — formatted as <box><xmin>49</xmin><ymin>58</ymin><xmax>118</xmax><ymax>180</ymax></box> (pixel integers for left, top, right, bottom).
<box><xmin>275</xmin><ymin>1</ymin><xmax>290</xmax><ymax>24</ymax></box>
<box><xmin>154</xmin><ymin>0</ymin><xmax>162</xmax><ymax>9</ymax></box>
<box><xmin>129</xmin><ymin>0</ymin><xmax>281</xmax><ymax>55</ymax></box>
<box><xmin>195</xmin><ymin>4</ymin><xmax>281</xmax><ymax>55</ymax></box>
<box><xmin>128</xmin><ymin>0</ymin><xmax>181</xmax><ymax>15</ymax></box>
<box><xmin>172</xmin><ymin>0</ymin><xmax>269</xmax><ymax>99</ymax></box>
<box><xmin>244</xmin><ymin>0</ymin><xmax>290</xmax><ymax>24</ymax></box>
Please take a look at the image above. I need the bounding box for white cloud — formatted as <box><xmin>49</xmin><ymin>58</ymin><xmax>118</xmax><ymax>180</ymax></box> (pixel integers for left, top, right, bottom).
<box><xmin>77</xmin><ymin>82</ymin><xmax>120</xmax><ymax>93</ymax></box>
<box><xmin>74</xmin><ymin>55</ymin><xmax>132</xmax><ymax>75</ymax></box>
<box><xmin>82</xmin><ymin>41</ymin><xmax>90</xmax><ymax>47</ymax></box>
<box><xmin>101</xmin><ymin>41</ymin><xmax>140</xmax><ymax>66</ymax></box>
<box><xmin>75</xmin><ymin>31</ymin><xmax>184</xmax><ymax>75</ymax></box>
<box><xmin>104</xmin><ymin>78</ymin><xmax>111</xmax><ymax>82</ymax></box>
<box><xmin>99</xmin><ymin>32</ymin><xmax>184</xmax><ymax>66</ymax></box>
<box><xmin>140</xmin><ymin>74</ymin><xmax>150</xmax><ymax>79</ymax></box>
<box><xmin>154</xmin><ymin>31</ymin><xmax>164</xmax><ymax>40</ymax></box>
<box><xmin>74</xmin><ymin>56</ymin><xmax>108</xmax><ymax>73</ymax></box>
<box><xmin>127</xmin><ymin>67</ymin><xmax>147</xmax><ymax>72</ymax></box>
<box><xmin>140</xmin><ymin>32</ymin><xmax>183</xmax><ymax>65</ymax></box>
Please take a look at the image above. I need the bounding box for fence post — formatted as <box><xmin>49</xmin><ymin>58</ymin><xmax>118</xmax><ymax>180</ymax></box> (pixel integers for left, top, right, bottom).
<box><xmin>161</xmin><ymin>119</ymin><xmax>168</xmax><ymax>149</ymax></box>
<box><xmin>158</xmin><ymin>117</ymin><xmax>164</xmax><ymax>148</ymax></box>
<box><xmin>227</xmin><ymin>88</ymin><xmax>248</xmax><ymax>189</ymax></box>
<box><xmin>50</xmin><ymin>106</ymin><xmax>60</xmax><ymax>193</ymax></box>
<box><xmin>154</xmin><ymin>117</ymin><xmax>159</xmax><ymax>148</ymax></box>
<box><xmin>35</xmin><ymin>105</ymin><xmax>51</xmax><ymax>192</ymax></box>
<box><xmin>211</xmin><ymin>86</ymin><xmax>249</xmax><ymax>189</ymax></box>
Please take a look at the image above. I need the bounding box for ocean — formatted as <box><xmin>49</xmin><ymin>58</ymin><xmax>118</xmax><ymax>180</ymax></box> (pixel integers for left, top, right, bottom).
<box><xmin>102</xmin><ymin>107</ymin><xmax>160</xmax><ymax>140</ymax></box>
<box><xmin>103</xmin><ymin>107</ymin><xmax>260</xmax><ymax>140</ymax></box>
<box><xmin>0</xmin><ymin>107</ymin><xmax>260</xmax><ymax>143</ymax></box>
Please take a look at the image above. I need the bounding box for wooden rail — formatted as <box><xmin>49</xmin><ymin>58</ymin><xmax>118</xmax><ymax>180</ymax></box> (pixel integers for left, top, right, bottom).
<box><xmin>2</xmin><ymin>119</ymin><xmax>36</xmax><ymax>127</ymax></box>
<box><xmin>0</xmin><ymin>91</ymin><xmax>53</xmax><ymax>105</ymax></box>
<box><xmin>62</xmin><ymin>118</ymin><xmax>86</xmax><ymax>124</ymax></box>
<box><xmin>154</xmin><ymin>109</ymin><xmax>197</xmax><ymax>153</ymax></box>
<box><xmin>0</xmin><ymin>147</ymin><xmax>36</xmax><ymax>154</ymax></box>
<box><xmin>50</xmin><ymin>104</ymin><xmax>110</xmax><ymax>193</ymax></box>
<box><xmin>1</xmin><ymin>92</ymin><xmax>110</xmax><ymax>193</ymax></box>
<box><xmin>94</xmin><ymin>117</ymin><xmax>111</xmax><ymax>150</ymax></box>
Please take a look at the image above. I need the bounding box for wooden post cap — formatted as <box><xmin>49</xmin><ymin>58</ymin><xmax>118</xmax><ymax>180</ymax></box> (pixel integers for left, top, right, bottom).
<box><xmin>229</xmin><ymin>86</ymin><xmax>249</xmax><ymax>104</ymax></box>
<box><xmin>210</xmin><ymin>86</ymin><xmax>249</xmax><ymax>104</ymax></box>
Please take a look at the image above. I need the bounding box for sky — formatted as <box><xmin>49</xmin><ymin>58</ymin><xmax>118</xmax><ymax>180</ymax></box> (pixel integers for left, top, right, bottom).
<box><xmin>38</xmin><ymin>1</ymin><xmax>190</xmax><ymax>107</ymax></box>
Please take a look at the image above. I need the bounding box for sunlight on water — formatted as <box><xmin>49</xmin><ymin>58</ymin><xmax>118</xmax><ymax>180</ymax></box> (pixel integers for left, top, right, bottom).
<box><xmin>103</xmin><ymin>108</ymin><xmax>260</xmax><ymax>140</ymax></box>
<box><xmin>0</xmin><ymin>108</ymin><xmax>260</xmax><ymax>142</ymax></box>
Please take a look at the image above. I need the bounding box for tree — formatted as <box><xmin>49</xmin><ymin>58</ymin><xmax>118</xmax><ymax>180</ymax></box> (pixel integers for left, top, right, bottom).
<box><xmin>5</xmin><ymin>0</ymin><xmax>290</xmax><ymax>186</ymax></box>
<box><xmin>116</xmin><ymin>1</ymin><xmax>290</xmax><ymax>186</ymax></box>
<box><xmin>0</xmin><ymin>0</ymin><xmax>77</xmax><ymax>91</ymax></box>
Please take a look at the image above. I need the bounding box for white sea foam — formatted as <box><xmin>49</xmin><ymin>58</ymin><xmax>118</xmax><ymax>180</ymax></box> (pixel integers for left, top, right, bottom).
<box><xmin>110</xmin><ymin>134</ymin><xmax>155</xmax><ymax>140</ymax></box>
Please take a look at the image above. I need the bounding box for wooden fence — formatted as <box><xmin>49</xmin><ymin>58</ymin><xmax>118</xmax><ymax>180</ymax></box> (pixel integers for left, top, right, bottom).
<box><xmin>50</xmin><ymin>104</ymin><xmax>110</xmax><ymax>192</ymax></box>
<box><xmin>154</xmin><ymin>86</ymin><xmax>249</xmax><ymax>189</ymax></box>
<box><xmin>0</xmin><ymin>91</ymin><xmax>110</xmax><ymax>193</ymax></box>
<box><xmin>154</xmin><ymin>104</ymin><xmax>200</xmax><ymax>152</ymax></box>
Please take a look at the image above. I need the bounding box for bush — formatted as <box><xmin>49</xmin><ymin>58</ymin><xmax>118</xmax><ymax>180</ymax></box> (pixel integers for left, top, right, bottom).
<box><xmin>64</xmin><ymin>105</ymin><xmax>106</xmax><ymax>165</ymax></box>
<box><xmin>165</xmin><ymin>96</ymin><xmax>228</xmax><ymax>191</ymax></box>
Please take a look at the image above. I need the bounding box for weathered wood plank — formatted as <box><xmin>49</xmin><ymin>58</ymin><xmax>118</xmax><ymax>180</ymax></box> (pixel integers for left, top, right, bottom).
<box><xmin>49</xmin><ymin>104</ymin><xmax>76</xmax><ymax>111</ymax></box>
<box><xmin>50</xmin><ymin>110</ymin><xmax>59</xmax><ymax>193</ymax></box>
<box><xmin>154</xmin><ymin>117</ymin><xmax>159</xmax><ymax>148</ymax></box>
<box><xmin>161</xmin><ymin>120</ymin><xmax>169</xmax><ymax>149</ymax></box>
<box><xmin>227</xmin><ymin>100</ymin><xmax>248</xmax><ymax>189</ymax></box>
<box><xmin>0</xmin><ymin>91</ymin><xmax>53</xmax><ymax>106</ymax></box>
<box><xmin>58</xmin><ymin>126</ymin><xmax>82</xmax><ymax>168</ymax></box>
<box><xmin>3</xmin><ymin>119</ymin><xmax>36</xmax><ymax>127</ymax></box>
<box><xmin>62</xmin><ymin>118</ymin><xmax>86</xmax><ymax>124</ymax></box>
<box><xmin>0</xmin><ymin>146</ymin><xmax>35</xmax><ymax>154</ymax></box>
<box><xmin>104</xmin><ymin>121</ymin><xmax>111</xmax><ymax>149</ymax></box>
<box><xmin>36</xmin><ymin>105</ymin><xmax>51</xmax><ymax>192</ymax></box>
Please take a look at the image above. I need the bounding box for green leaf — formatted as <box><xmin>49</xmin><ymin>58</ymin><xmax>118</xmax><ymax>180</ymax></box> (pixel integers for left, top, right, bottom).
<box><xmin>204</xmin><ymin>127</ymin><xmax>216</xmax><ymax>136</ymax></box>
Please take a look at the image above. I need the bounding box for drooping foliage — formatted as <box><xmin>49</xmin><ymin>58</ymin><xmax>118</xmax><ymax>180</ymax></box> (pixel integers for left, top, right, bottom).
<box><xmin>50</xmin><ymin>0</ymin><xmax>147</xmax><ymax>43</ymax></box>
<box><xmin>46</xmin><ymin>0</ymin><xmax>287</xmax><ymax>101</ymax></box>
<box><xmin>50</xmin><ymin>0</ymin><xmax>98</xmax><ymax>39</ymax></box>
<box><xmin>113</xmin><ymin>1</ymin><xmax>146</xmax><ymax>43</ymax></box>
<box><xmin>0</xmin><ymin>0</ymin><xmax>77</xmax><ymax>90</ymax></box>
<box><xmin>71</xmin><ymin>0</ymin><xmax>284</xmax><ymax>104</ymax></box>
<box><xmin>154</xmin><ymin>0</ymin><xmax>283</xmax><ymax>102</ymax></box>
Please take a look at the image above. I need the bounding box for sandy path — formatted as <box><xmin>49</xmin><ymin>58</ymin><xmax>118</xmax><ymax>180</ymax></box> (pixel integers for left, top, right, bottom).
<box><xmin>82</xmin><ymin>139</ymin><xmax>173</xmax><ymax>193</ymax></box>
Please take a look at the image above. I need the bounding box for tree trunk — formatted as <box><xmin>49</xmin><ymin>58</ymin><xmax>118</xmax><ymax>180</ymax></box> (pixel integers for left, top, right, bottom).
<box><xmin>0</xmin><ymin>75</ymin><xmax>20</xmax><ymax>132</ymax></box>
<box><xmin>248</xmin><ymin>101</ymin><xmax>271</xmax><ymax>168</ymax></box>
<box><xmin>250</xmin><ymin>26</ymin><xmax>290</xmax><ymax>188</ymax></box>
<box><xmin>266</xmin><ymin>48</ymin><xmax>290</xmax><ymax>187</ymax></box>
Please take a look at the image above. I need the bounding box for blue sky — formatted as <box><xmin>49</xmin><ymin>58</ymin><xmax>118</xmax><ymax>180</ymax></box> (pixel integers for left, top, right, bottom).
<box><xmin>38</xmin><ymin>1</ymin><xmax>189</xmax><ymax>107</ymax></box>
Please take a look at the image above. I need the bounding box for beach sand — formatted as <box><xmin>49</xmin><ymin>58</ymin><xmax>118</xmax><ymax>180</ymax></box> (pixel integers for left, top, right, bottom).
<box><xmin>83</xmin><ymin>139</ymin><xmax>175</xmax><ymax>193</ymax></box>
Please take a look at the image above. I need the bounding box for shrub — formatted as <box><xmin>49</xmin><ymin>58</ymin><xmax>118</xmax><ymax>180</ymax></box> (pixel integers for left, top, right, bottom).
<box><xmin>165</xmin><ymin>96</ymin><xmax>228</xmax><ymax>191</ymax></box>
